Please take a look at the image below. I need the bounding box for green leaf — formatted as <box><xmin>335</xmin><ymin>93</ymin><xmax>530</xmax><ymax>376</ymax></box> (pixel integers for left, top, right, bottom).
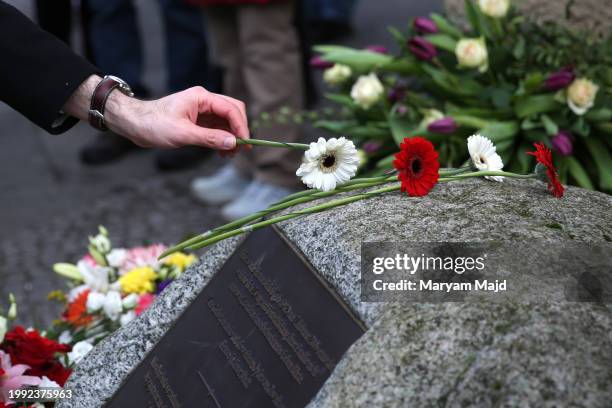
<box><xmin>594</xmin><ymin>122</ymin><xmax>612</xmax><ymax>135</ymax></box>
<box><xmin>388</xmin><ymin>26</ymin><xmax>406</xmax><ymax>44</ymax></box>
<box><xmin>566</xmin><ymin>157</ymin><xmax>594</xmax><ymax>190</ymax></box>
<box><xmin>540</xmin><ymin>114</ymin><xmax>559</xmax><ymax>136</ymax></box>
<box><xmin>375</xmin><ymin>153</ymin><xmax>396</xmax><ymax>169</ymax></box>
<box><xmin>313</xmin><ymin>45</ymin><xmax>357</xmax><ymax>54</ymax></box>
<box><xmin>585</xmin><ymin>108</ymin><xmax>612</xmax><ymax>122</ymax></box>
<box><xmin>584</xmin><ymin>138</ymin><xmax>612</xmax><ymax>190</ymax></box>
<box><xmin>465</xmin><ymin>0</ymin><xmax>483</xmax><ymax>35</ymax></box>
<box><xmin>513</xmin><ymin>36</ymin><xmax>525</xmax><ymax>60</ymax></box>
<box><xmin>478</xmin><ymin>121</ymin><xmax>519</xmax><ymax>142</ymax></box>
<box><xmin>324</xmin><ymin>93</ymin><xmax>355</xmax><ymax>109</ymax></box>
<box><xmin>421</xmin><ymin>65</ymin><xmax>482</xmax><ymax>96</ymax></box>
<box><xmin>314</xmin><ymin>119</ymin><xmax>358</xmax><ymax>133</ymax></box>
<box><xmin>423</xmin><ymin>34</ymin><xmax>457</xmax><ymax>52</ymax></box>
<box><xmin>53</xmin><ymin>263</ymin><xmax>83</xmax><ymax>281</ymax></box>
<box><xmin>316</xmin><ymin>47</ymin><xmax>393</xmax><ymax>73</ymax></box>
<box><xmin>388</xmin><ymin>113</ymin><xmax>420</xmax><ymax>146</ymax></box>
<box><xmin>491</xmin><ymin>88</ymin><xmax>512</xmax><ymax>109</ymax></box>
<box><xmin>514</xmin><ymin>94</ymin><xmax>562</xmax><ymax>118</ymax></box>
<box><xmin>382</xmin><ymin>58</ymin><xmax>420</xmax><ymax>75</ymax></box>
<box><xmin>523</xmin><ymin>72</ymin><xmax>544</xmax><ymax>92</ymax></box>
<box><xmin>571</xmin><ymin>117</ymin><xmax>590</xmax><ymax>137</ymax></box>
<box><xmin>516</xmin><ymin>142</ymin><xmax>531</xmax><ymax>173</ymax></box>
<box><xmin>430</xmin><ymin>13</ymin><xmax>463</xmax><ymax>38</ymax></box>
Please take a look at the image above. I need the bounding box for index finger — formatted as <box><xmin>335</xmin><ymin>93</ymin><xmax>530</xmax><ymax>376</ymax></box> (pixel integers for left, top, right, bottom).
<box><xmin>199</xmin><ymin>92</ymin><xmax>250</xmax><ymax>141</ymax></box>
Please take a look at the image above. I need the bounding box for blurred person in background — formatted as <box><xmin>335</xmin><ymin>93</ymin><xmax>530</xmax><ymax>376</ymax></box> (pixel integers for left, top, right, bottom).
<box><xmin>189</xmin><ymin>0</ymin><xmax>305</xmax><ymax>221</ymax></box>
<box><xmin>303</xmin><ymin>0</ymin><xmax>356</xmax><ymax>43</ymax></box>
<box><xmin>82</xmin><ymin>0</ymin><xmax>219</xmax><ymax>170</ymax></box>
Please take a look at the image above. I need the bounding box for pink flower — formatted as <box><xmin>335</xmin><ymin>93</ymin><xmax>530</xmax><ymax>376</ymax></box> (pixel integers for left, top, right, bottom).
<box><xmin>120</xmin><ymin>244</ymin><xmax>168</xmax><ymax>275</ymax></box>
<box><xmin>0</xmin><ymin>350</ymin><xmax>41</xmax><ymax>404</ymax></box>
<box><xmin>135</xmin><ymin>294</ymin><xmax>155</xmax><ymax>316</ymax></box>
<box><xmin>81</xmin><ymin>254</ymin><xmax>98</xmax><ymax>267</ymax></box>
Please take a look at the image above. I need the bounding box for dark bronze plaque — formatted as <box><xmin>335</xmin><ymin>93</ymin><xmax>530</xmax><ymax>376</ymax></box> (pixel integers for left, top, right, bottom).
<box><xmin>105</xmin><ymin>226</ymin><xmax>365</xmax><ymax>408</ymax></box>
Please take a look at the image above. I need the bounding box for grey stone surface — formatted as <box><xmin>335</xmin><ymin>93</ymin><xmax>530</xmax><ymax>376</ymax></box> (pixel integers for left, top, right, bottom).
<box><xmin>62</xmin><ymin>178</ymin><xmax>612</xmax><ymax>407</ymax></box>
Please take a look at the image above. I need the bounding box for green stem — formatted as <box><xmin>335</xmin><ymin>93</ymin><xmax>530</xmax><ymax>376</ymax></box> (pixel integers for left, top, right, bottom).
<box><xmin>445</xmin><ymin>170</ymin><xmax>536</xmax><ymax>179</ymax></box>
<box><xmin>236</xmin><ymin>138</ymin><xmax>310</xmax><ymax>150</ymax></box>
<box><xmin>186</xmin><ymin>184</ymin><xmax>402</xmax><ymax>251</ymax></box>
<box><xmin>160</xmin><ymin>177</ymin><xmax>397</xmax><ymax>258</ymax></box>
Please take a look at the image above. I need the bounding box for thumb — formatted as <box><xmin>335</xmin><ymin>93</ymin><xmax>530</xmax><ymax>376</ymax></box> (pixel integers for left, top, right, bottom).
<box><xmin>190</xmin><ymin>126</ymin><xmax>237</xmax><ymax>150</ymax></box>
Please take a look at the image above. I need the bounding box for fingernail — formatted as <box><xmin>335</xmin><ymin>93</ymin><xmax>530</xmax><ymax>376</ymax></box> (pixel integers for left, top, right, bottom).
<box><xmin>223</xmin><ymin>137</ymin><xmax>235</xmax><ymax>149</ymax></box>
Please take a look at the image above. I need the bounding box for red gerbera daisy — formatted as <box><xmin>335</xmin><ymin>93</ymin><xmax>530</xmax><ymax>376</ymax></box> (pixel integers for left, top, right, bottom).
<box><xmin>393</xmin><ymin>137</ymin><xmax>440</xmax><ymax>196</ymax></box>
<box><xmin>527</xmin><ymin>142</ymin><xmax>564</xmax><ymax>198</ymax></box>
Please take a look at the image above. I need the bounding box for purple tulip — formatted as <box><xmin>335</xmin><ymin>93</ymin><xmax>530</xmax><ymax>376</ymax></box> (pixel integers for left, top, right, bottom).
<box><xmin>156</xmin><ymin>279</ymin><xmax>173</xmax><ymax>294</ymax></box>
<box><xmin>310</xmin><ymin>55</ymin><xmax>334</xmax><ymax>70</ymax></box>
<box><xmin>388</xmin><ymin>86</ymin><xmax>407</xmax><ymax>103</ymax></box>
<box><xmin>551</xmin><ymin>131</ymin><xmax>574</xmax><ymax>156</ymax></box>
<box><xmin>408</xmin><ymin>37</ymin><xmax>438</xmax><ymax>61</ymax></box>
<box><xmin>427</xmin><ymin>117</ymin><xmax>457</xmax><ymax>134</ymax></box>
<box><xmin>413</xmin><ymin>17</ymin><xmax>438</xmax><ymax>34</ymax></box>
<box><xmin>363</xmin><ymin>141</ymin><xmax>383</xmax><ymax>154</ymax></box>
<box><xmin>545</xmin><ymin>67</ymin><xmax>575</xmax><ymax>91</ymax></box>
<box><xmin>365</xmin><ymin>45</ymin><xmax>389</xmax><ymax>54</ymax></box>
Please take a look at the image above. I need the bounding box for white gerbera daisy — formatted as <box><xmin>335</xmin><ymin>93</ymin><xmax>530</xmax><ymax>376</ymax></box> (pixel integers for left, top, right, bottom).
<box><xmin>467</xmin><ymin>134</ymin><xmax>504</xmax><ymax>182</ymax></box>
<box><xmin>296</xmin><ymin>137</ymin><xmax>360</xmax><ymax>191</ymax></box>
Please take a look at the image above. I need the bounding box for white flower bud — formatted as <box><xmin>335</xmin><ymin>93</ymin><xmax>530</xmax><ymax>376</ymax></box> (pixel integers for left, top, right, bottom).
<box><xmin>106</xmin><ymin>249</ymin><xmax>127</xmax><ymax>268</ymax></box>
<box><xmin>103</xmin><ymin>291</ymin><xmax>123</xmax><ymax>321</ymax></box>
<box><xmin>478</xmin><ymin>0</ymin><xmax>509</xmax><ymax>18</ymax></box>
<box><xmin>455</xmin><ymin>38</ymin><xmax>488</xmax><ymax>72</ymax></box>
<box><xmin>323</xmin><ymin>64</ymin><xmax>352</xmax><ymax>85</ymax></box>
<box><xmin>566</xmin><ymin>78</ymin><xmax>599</xmax><ymax>115</ymax></box>
<box><xmin>350</xmin><ymin>73</ymin><xmax>385</xmax><ymax>110</ymax></box>
<box><xmin>419</xmin><ymin>109</ymin><xmax>445</xmax><ymax>128</ymax></box>
<box><xmin>89</xmin><ymin>233</ymin><xmax>111</xmax><ymax>254</ymax></box>
<box><xmin>67</xmin><ymin>341</ymin><xmax>94</xmax><ymax>365</ymax></box>
<box><xmin>121</xmin><ymin>293</ymin><xmax>139</xmax><ymax>309</ymax></box>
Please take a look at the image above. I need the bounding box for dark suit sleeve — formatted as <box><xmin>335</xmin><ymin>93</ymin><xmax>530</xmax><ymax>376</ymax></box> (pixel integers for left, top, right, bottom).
<box><xmin>0</xmin><ymin>1</ymin><xmax>99</xmax><ymax>134</ymax></box>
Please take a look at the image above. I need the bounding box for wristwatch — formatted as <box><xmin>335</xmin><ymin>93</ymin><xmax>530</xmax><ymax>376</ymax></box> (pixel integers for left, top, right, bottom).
<box><xmin>88</xmin><ymin>75</ymin><xmax>134</xmax><ymax>131</ymax></box>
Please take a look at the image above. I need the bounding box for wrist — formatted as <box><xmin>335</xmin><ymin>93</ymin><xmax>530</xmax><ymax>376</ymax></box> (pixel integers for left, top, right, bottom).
<box><xmin>104</xmin><ymin>91</ymin><xmax>145</xmax><ymax>139</ymax></box>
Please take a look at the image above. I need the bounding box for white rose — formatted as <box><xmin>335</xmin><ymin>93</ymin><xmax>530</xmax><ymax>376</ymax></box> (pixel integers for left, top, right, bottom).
<box><xmin>478</xmin><ymin>0</ymin><xmax>509</xmax><ymax>18</ymax></box>
<box><xmin>455</xmin><ymin>38</ymin><xmax>488</xmax><ymax>72</ymax></box>
<box><xmin>86</xmin><ymin>291</ymin><xmax>106</xmax><ymax>313</ymax></box>
<box><xmin>39</xmin><ymin>376</ymin><xmax>60</xmax><ymax>389</ymax></box>
<box><xmin>121</xmin><ymin>293</ymin><xmax>139</xmax><ymax>310</ymax></box>
<box><xmin>103</xmin><ymin>291</ymin><xmax>123</xmax><ymax>321</ymax></box>
<box><xmin>67</xmin><ymin>341</ymin><xmax>94</xmax><ymax>365</ymax></box>
<box><xmin>350</xmin><ymin>73</ymin><xmax>385</xmax><ymax>110</ymax></box>
<box><xmin>120</xmin><ymin>311</ymin><xmax>136</xmax><ymax>326</ymax></box>
<box><xmin>58</xmin><ymin>330</ymin><xmax>73</xmax><ymax>345</ymax></box>
<box><xmin>89</xmin><ymin>234</ymin><xmax>111</xmax><ymax>254</ymax></box>
<box><xmin>567</xmin><ymin>78</ymin><xmax>599</xmax><ymax>115</ymax></box>
<box><xmin>106</xmin><ymin>249</ymin><xmax>127</xmax><ymax>268</ymax></box>
<box><xmin>323</xmin><ymin>64</ymin><xmax>352</xmax><ymax>85</ymax></box>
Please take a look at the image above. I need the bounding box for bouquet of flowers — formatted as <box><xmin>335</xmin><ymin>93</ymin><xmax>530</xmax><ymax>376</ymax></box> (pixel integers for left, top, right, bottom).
<box><xmin>304</xmin><ymin>0</ymin><xmax>612</xmax><ymax>193</ymax></box>
<box><xmin>1</xmin><ymin>295</ymin><xmax>72</xmax><ymax>408</ymax></box>
<box><xmin>0</xmin><ymin>228</ymin><xmax>195</xmax><ymax>407</ymax></box>
<box><xmin>48</xmin><ymin>226</ymin><xmax>196</xmax><ymax>351</ymax></box>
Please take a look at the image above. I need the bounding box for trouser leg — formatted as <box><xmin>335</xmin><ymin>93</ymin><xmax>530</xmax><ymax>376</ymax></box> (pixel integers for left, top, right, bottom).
<box><xmin>235</xmin><ymin>0</ymin><xmax>304</xmax><ymax>188</ymax></box>
<box><xmin>158</xmin><ymin>0</ymin><xmax>216</xmax><ymax>93</ymax></box>
<box><xmin>87</xmin><ymin>0</ymin><xmax>146</xmax><ymax>94</ymax></box>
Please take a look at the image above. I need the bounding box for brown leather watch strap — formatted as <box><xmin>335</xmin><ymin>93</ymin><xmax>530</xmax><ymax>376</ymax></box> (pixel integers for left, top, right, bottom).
<box><xmin>88</xmin><ymin>77</ymin><xmax>123</xmax><ymax>131</ymax></box>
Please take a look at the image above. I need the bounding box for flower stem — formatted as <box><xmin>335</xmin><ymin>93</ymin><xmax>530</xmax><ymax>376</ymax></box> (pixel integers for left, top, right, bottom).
<box><xmin>445</xmin><ymin>170</ymin><xmax>536</xmax><ymax>179</ymax></box>
<box><xmin>236</xmin><ymin>138</ymin><xmax>310</xmax><ymax>150</ymax></box>
<box><xmin>186</xmin><ymin>183</ymin><xmax>402</xmax><ymax>251</ymax></box>
<box><xmin>160</xmin><ymin>177</ymin><xmax>397</xmax><ymax>258</ymax></box>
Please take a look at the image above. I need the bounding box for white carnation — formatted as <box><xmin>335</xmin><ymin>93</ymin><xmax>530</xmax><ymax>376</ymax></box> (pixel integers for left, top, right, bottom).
<box><xmin>67</xmin><ymin>341</ymin><xmax>94</xmax><ymax>366</ymax></box>
<box><xmin>86</xmin><ymin>291</ymin><xmax>106</xmax><ymax>313</ymax></box>
<box><xmin>106</xmin><ymin>249</ymin><xmax>127</xmax><ymax>268</ymax></box>
<box><xmin>102</xmin><ymin>291</ymin><xmax>123</xmax><ymax>321</ymax></box>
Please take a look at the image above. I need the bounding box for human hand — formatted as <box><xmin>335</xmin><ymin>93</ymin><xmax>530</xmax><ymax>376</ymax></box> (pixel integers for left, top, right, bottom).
<box><xmin>106</xmin><ymin>86</ymin><xmax>250</xmax><ymax>151</ymax></box>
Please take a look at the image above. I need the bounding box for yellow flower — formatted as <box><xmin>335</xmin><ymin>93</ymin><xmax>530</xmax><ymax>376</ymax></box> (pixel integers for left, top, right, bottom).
<box><xmin>164</xmin><ymin>252</ymin><xmax>197</xmax><ymax>272</ymax></box>
<box><xmin>119</xmin><ymin>266</ymin><xmax>157</xmax><ymax>294</ymax></box>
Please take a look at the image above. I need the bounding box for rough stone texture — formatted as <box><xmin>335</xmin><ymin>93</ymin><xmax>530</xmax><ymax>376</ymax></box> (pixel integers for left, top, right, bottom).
<box><xmin>445</xmin><ymin>0</ymin><xmax>612</xmax><ymax>36</ymax></box>
<box><xmin>62</xmin><ymin>179</ymin><xmax>612</xmax><ymax>407</ymax></box>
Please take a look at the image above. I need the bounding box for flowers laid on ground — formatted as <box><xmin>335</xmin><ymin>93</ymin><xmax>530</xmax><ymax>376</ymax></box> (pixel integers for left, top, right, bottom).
<box><xmin>0</xmin><ymin>229</ymin><xmax>196</xmax><ymax>406</ymax></box>
<box><xmin>167</xmin><ymin>133</ymin><xmax>562</xmax><ymax>258</ymax></box>
<box><xmin>49</xmin><ymin>227</ymin><xmax>196</xmax><ymax>351</ymax></box>
<box><xmin>301</xmin><ymin>0</ymin><xmax>612</xmax><ymax>194</ymax></box>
